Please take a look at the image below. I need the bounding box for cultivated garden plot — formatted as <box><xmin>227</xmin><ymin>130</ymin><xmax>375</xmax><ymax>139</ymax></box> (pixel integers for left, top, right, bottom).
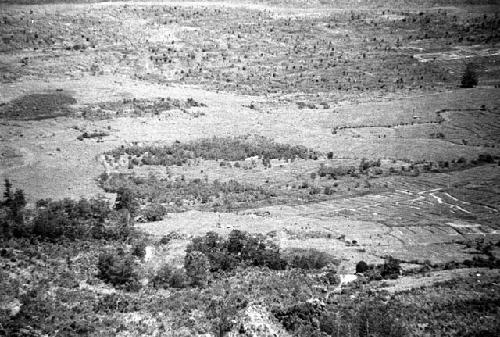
<box><xmin>1</xmin><ymin>0</ymin><xmax>500</xmax><ymax>336</ymax></box>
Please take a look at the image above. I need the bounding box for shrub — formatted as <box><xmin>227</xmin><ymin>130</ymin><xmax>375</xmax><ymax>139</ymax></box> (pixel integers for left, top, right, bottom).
<box><xmin>96</xmin><ymin>293</ymin><xmax>140</xmax><ymax>314</ymax></box>
<box><xmin>319</xmin><ymin>297</ymin><xmax>408</xmax><ymax>337</ymax></box>
<box><xmin>286</xmin><ymin>248</ymin><xmax>335</xmax><ymax>270</ymax></box>
<box><xmin>380</xmin><ymin>257</ymin><xmax>401</xmax><ymax>279</ymax></box>
<box><xmin>151</xmin><ymin>264</ymin><xmax>187</xmax><ymax>289</ymax></box>
<box><xmin>131</xmin><ymin>241</ymin><xmax>146</xmax><ymax>259</ymax></box>
<box><xmin>477</xmin><ymin>153</ymin><xmax>494</xmax><ymax>164</ymax></box>
<box><xmin>159</xmin><ymin>235</ymin><xmax>171</xmax><ymax>245</ymax></box>
<box><xmin>273</xmin><ymin>301</ymin><xmax>325</xmax><ymax>332</ymax></box>
<box><xmin>184</xmin><ymin>251</ymin><xmax>210</xmax><ymax>287</ymax></box>
<box><xmin>324</xmin><ymin>270</ymin><xmax>341</xmax><ymax>286</ymax></box>
<box><xmin>97</xmin><ymin>251</ymin><xmax>140</xmax><ymax>291</ymax></box>
<box><xmin>169</xmin><ymin>268</ymin><xmax>188</xmax><ymax>288</ymax></box>
<box><xmin>318</xmin><ymin>165</ymin><xmax>356</xmax><ymax>179</ymax></box>
<box><xmin>26</xmin><ymin>197</ymin><xmax>113</xmax><ymax>241</ymax></box>
<box><xmin>461</xmin><ymin>63</ymin><xmax>478</xmax><ymax>88</ymax></box>
<box><xmin>1</xmin><ymin>180</ymin><xmax>27</xmax><ymax>238</ymax></box>
<box><xmin>140</xmin><ymin>203</ymin><xmax>167</xmax><ymax>222</ymax></box>
<box><xmin>115</xmin><ymin>187</ymin><xmax>139</xmax><ymax>215</ymax></box>
<box><xmin>356</xmin><ymin>260</ymin><xmax>370</xmax><ymax>273</ymax></box>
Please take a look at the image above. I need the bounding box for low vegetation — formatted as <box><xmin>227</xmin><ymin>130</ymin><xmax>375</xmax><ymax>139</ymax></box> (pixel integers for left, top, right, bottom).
<box><xmin>1</xmin><ymin>178</ymin><xmax>499</xmax><ymax>336</ymax></box>
<box><xmin>79</xmin><ymin>97</ymin><xmax>206</xmax><ymax>119</ymax></box>
<box><xmin>0</xmin><ymin>93</ymin><xmax>76</xmax><ymax>120</ymax></box>
<box><xmin>105</xmin><ymin>135</ymin><xmax>321</xmax><ymax>167</ymax></box>
<box><xmin>99</xmin><ymin>173</ymin><xmax>276</xmax><ymax>213</ymax></box>
<box><xmin>97</xmin><ymin>250</ymin><xmax>141</xmax><ymax>291</ymax></box>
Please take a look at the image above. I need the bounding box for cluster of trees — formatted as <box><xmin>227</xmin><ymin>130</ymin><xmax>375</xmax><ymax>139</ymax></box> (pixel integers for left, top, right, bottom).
<box><xmin>356</xmin><ymin>257</ymin><xmax>402</xmax><ymax>280</ymax></box>
<box><xmin>1</xmin><ymin>179</ymin><xmax>26</xmax><ymax>238</ymax></box>
<box><xmin>100</xmin><ymin>173</ymin><xmax>275</xmax><ymax>213</ymax></box>
<box><xmin>97</xmin><ymin>249</ymin><xmax>141</xmax><ymax>291</ymax></box>
<box><xmin>186</xmin><ymin>230</ymin><xmax>286</xmax><ymax>273</ymax></box>
<box><xmin>97</xmin><ymin>230</ymin><xmax>339</xmax><ymax>292</ymax></box>
<box><xmin>1</xmin><ymin>180</ymin><xmax>137</xmax><ymax>241</ymax></box>
<box><xmin>106</xmin><ymin>135</ymin><xmax>320</xmax><ymax>167</ymax></box>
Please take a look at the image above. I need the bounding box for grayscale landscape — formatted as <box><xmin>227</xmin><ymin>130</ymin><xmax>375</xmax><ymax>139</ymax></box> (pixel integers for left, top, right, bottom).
<box><xmin>1</xmin><ymin>0</ymin><xmax>499</xmax><ymax>336</ymax></box>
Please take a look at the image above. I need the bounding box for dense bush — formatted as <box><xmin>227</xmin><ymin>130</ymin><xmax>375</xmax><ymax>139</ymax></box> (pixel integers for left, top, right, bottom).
<box><xmin>1</xmin><ymin>181</ymin><xmax>123</xmax><ymax>241</ymax></box>
<box><xmin>186</xmin><ymin>231</ymin><xmax>338</xmax><ymax>274</ymax></box>
<box><xmin>96</xmin><ymin>293</ymin><xmax>140</xmax><ymax>314</ymax></box>
<box><xmin>100</xmin><ymin>173</ymin><xmax>274</xmax><ymax>213</ymax></box>
<box><xmin>32</xmin><ymin>197</ymin><xmax>120</xmax><ymax>241</ymax></box>
<box><xmin>460</xmin><ymin>63</ymin><xmax>478</xmax><ymax>88</ymax></box>
<box><xmin>115</xmin><ymin>187</ymin><xmax>139</xmax><ymax>216</ymax></box>
<box><xmin>77</xmin><ymin>131</ymin><xmax>109</xmax><ymax>141</ymax></box>
<box><xmin>105</xmin><ymin>135</ymin><xmax>321</xmax><ymax>166</ymax></box>
<box><xmin>186</xmin><ymin>230</ymin><xmax>286</xmax><ymax>272</ymax></box>
<box><xmin>355</xmin><ymin>260</ymin><xmax>369</xmax><ymax>273</ymax></box>
<box><xmin>1</xmin><ymin>179</ymin><xmax>26</xmax><ymax>238</ymax></box>
<box><xmin>274</xmin><ymin>294</ymin><xmax>408</xmax><ymax>337</ymax></box>
<box><xmin>318</xmin><ymin>164</ymin><xmax>356</xmax><ymax>179</ymax></box>
<box><xmin>273</xmin><ymin>301</ymin><xmax>325</xmax><ymax>332</ymax></box>
<box><xmin>380</xmin><ymin>256</ymin><xmax>401</xmax><ymax>279</ymax></box>
<box><xmin>354</xmin><ymin>257</ymin><xmax>401</xmax><ymax>280</ymax></box>
<box><xmin>131</xmin><ymin>240</ymin><xmax>146</xmax><ymax>259</ymax></box>
<box><xmin>140</xmin><ymin>203</ymin><xmax>167</xmax><ymax>221</ymax></box>
<box><xmin>285</xmin><ymin>248</ymin><xmax>335</xmax><ymax>270</ymax></box>
<box><xmin>359</xmin><ymin>158</ymin><xmax>381</xmax><ymax>172</ymax></box>
<box><xmin>185</xmin><ymin>251</ymin><xmax>211</xmax><ymax>287</ymax></box>
<box><xmin>151</xmin><ymin>264</ymin><xmax>187</xmax><ymax>289</ymax></box>
<box><xmin>96</xmin><ymin>251</ymin><xmax>140</xmax><ymax>291</ymax></box>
